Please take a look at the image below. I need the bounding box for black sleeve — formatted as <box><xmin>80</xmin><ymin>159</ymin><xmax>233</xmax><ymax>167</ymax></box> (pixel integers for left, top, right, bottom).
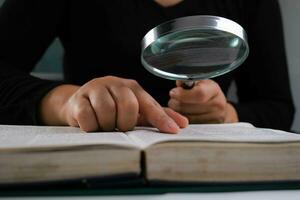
<box><xmin>233</xmin><ymin>0</ymin><xmax>295</xmax><ymax>131</ymax></box>
<box><xmin>0</xmin><ymin>0</ymin><xmax>65</xmax><ymax>125</ymax></box>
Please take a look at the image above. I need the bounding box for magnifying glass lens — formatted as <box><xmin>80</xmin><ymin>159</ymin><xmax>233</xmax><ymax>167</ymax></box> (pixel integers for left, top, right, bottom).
<box><xmin>141</xmin><ymin>29</ymin><xmax>248</xmax><ymax>81</ymax></box>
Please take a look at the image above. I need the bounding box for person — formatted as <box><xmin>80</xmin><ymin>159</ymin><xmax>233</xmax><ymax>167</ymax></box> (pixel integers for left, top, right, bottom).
<box><xmin>0</xmin><ymin>0</ymin><xmax>295</xmax><ymax>133</ymax></box>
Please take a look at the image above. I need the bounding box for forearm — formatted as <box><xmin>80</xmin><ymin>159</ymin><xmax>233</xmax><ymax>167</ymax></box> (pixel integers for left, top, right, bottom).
<box><xmin>39</xmin><ymin>84</ymin><xmax>79</xmax><ymax>125</ymax></box>
<box><xmin>0</xmin><ymin>66</ymin><xmax>63</xmax><ymax>124</ymax></box>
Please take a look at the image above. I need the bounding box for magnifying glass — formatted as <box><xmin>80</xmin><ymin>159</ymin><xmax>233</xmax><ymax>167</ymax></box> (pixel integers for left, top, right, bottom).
<box><xmin>141</xmin><ymin>15</ymin><xmax>249</xmax><ymax>89</ymax></box>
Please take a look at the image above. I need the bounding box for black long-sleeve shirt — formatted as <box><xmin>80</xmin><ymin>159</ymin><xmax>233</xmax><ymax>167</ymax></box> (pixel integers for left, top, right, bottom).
<box><xmin>0</xmin><ymin>0</ymin><xmax>295</xmax><ymax>130</ymax></box>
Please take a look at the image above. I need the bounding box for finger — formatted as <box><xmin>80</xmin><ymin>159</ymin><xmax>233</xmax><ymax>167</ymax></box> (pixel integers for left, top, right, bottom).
<box><xmin>170</xmin><ymin>80</ymin><xmax>219</xmax><ymax>104</ymax></box>
<box><xmin>168</xmin><ymin>98</ymin><xmax>216</xmax><ymax>115</ymax></box>
<box><xmin>109</xmin><ymin>86</ymin><xmax>139</xmax><ymax>132</ymax></box>
<box><xmin>137</xmin><ymin>109</ymin><xmax>187</xmax><ymax>128</ymax></box>
<box><xmin>164</xmin><ymin>107</ymin><xmax>189</xmax><ymax>128</ymax></box>
<box><xmin>88</xmin><ymin>86</ymin><xmax>117</xmax><ymax>131</ymax></box>
<box><xmin>129</xmin><ymin>83</ymin><xmax>180</xmax><ymax>134</ymax></box>
<box><xmin>140</xmin><ymin>97</ymin><xmax>179</xmax><ymax>134</ymax></box>
<box><xmin>73</xmin><ymin>97</ymin><xmax>99</xmax><ymax>132</ymax></box>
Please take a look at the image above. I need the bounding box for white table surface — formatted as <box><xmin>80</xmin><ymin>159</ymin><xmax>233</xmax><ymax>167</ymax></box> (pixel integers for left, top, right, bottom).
<box><xmin>2</xmin><ymin>190</ymin><xmax>300</xmax><ymax>200</ymax></box>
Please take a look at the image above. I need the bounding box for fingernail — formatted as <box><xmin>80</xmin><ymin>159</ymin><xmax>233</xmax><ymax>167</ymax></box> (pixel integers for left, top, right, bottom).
<box><xmin>181</xmin><ymin>116</ymin><xmax>189</xmax><ymax>128</ymax></box>
<box><xmin>166</xmin><ymin>119</ymin><xmax>179</xmax><ymax>133</ymax></box>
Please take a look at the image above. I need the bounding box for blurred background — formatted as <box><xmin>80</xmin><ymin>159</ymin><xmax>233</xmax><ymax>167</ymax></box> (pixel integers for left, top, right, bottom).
<box><xmin>0</xmin><ymin>0</ymin><xmax>299</xmax><ymax>132</ymax></box>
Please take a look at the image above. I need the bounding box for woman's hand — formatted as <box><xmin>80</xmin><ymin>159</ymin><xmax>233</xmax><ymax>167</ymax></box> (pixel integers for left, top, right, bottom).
<box><xmin>168</xmin><ymin>80</ymin><xmax>238</xmax><ymax>124</ymax></box>
<box><xmin>40</xmin><ymin>76</ymin><xmax>188</xmax><ymax>133</ymax></box>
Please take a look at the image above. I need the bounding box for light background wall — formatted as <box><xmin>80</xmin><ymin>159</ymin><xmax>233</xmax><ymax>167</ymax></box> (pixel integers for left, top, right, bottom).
<box><xmin>278</xmin><ymin>0</ymin><xmax>300</xmax><ymax>132</ymax></box>
<box><xmin>225</xmin><ymin>1</ymin><xmax>300</xmax><ymax>132</ymax></box>
<box><xmin>0</xmin><ymin>0</ymin><xmax>299</xmax><ymax>131</ymax></box>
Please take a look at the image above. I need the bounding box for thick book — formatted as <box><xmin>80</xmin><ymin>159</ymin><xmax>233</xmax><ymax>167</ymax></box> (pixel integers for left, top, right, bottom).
<box><xmin>1</xmin><ymin>122</ymin><xmax>300</xmax><ymax>187</ymax></box>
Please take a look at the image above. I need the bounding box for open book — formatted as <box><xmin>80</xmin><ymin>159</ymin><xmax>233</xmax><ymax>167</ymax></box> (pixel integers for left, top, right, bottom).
<box><xmin>1</xmin><ymin>123</ymin><xmax>300</xmax><ymax>186</ymax></box>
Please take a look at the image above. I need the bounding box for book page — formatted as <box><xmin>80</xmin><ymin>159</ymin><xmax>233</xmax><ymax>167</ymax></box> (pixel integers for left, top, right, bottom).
<box><xmin>127</xmin><ymin>123</ymin><xmax>300</xmax><ymax>149</ymax></box>
<box><xmin>0</xmin><ymin>125</ymin><xmax>139</xmax><ymax>150</ymax></box>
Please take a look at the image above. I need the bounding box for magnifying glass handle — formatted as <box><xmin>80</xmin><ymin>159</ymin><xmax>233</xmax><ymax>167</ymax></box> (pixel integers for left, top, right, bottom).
<box><xmin>182</xmin><ymin>81</ymin><xmax>195</xmax><ymax>89</ymax></box>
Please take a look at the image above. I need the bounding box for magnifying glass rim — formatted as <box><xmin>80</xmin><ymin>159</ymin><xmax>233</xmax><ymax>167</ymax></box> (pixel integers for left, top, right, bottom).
<box><xmin>140</xmin><ymin>15</ymin><xmax>249</xmax><ymax>81</ymax></box>
<box><xmin>141</xmin><ymin>15</ymin><xmax>248</xmax><ymax>51</ymax></box>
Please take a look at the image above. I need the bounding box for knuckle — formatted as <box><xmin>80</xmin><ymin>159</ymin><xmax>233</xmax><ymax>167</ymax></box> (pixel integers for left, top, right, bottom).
<box><xmin>83</xmin><ymin>78</ymin><xmax>104</xmax><ymax>90</ymax></box>
<box><xmin>122</xmin><ymin>98</ymin><xmax>138</xmax><ymax>110</ymax></box>
<box><xmin>89</xmin><ymin>77</ymin><xmax>103</xmax><ymax>85</ymax></box>
<box><xmin>206</xmin><ymin>79</ymin><xmax>215</xmax><ymax>85</ymax></box>
<box><xmin>127</xmin><ymin>79</ymin><xmax>138</xmax><ymax>85</ymax></box>
<box><xmin>104</xmin><ymin>75</ymin><xmax>117</xmax><ymax>81</ymax></box>
<box><xmin>73</xmin><ymin>105</ymin><xmax>90</xmax><ymax>120</ymax></box>
<box><xmin>99</xmin><ymin>75</ymin><xmax>120</xmax><ymax>84</ymax></box>
<box><xmin>90</xmin><ymin>77</ymin><xmax>99</xmax><ymax>82</ymax></box>
<box><xmin>126</xmin><ymin>79</ymin><xmax>140</xmax><ymax>88</ymax></box>
<box><xmin>211</xmin><ymin>80</ymin><xmax>220</xmax><ymax>89</ymax></box>
<box><xmin>194</xmin><ymin>88</ymin><xmax>206</xmax><ymax>102</ymax></box>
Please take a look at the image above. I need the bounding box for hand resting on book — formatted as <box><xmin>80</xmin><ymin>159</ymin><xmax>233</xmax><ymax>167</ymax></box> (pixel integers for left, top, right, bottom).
<box><xmin>40</xmin><ymin>76</ymin><xmax>188</xmax><ymax>133</ymax></box>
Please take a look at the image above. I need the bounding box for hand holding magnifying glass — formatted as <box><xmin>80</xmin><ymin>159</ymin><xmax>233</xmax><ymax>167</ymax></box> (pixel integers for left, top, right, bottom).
<box><xmin>140</xmin><ymin>15</ymin><xmax>249</xmax><ymax>123</ymax></box>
